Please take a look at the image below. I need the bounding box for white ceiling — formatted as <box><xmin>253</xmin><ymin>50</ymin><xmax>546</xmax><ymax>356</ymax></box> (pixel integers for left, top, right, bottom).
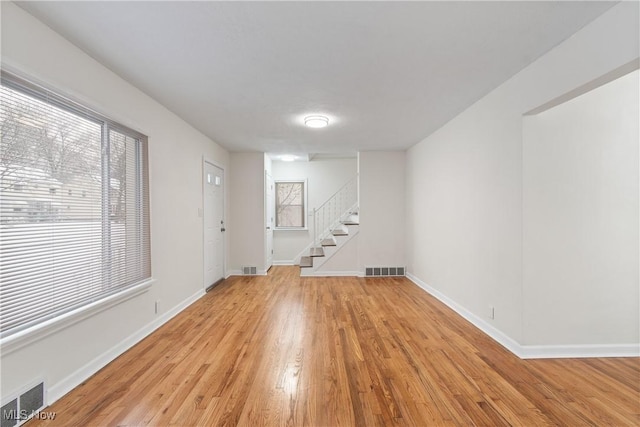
<box><xmin>18</xmin><ymin>1</ymin><xmax>614</xmax><ymax>154</ymax></box>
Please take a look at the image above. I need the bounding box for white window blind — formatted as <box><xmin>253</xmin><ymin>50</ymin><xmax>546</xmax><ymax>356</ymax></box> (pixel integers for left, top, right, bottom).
<box><xmin>0</xmin><ymin>71</ymin><xmax>151</xmax><ymax>338</ymax></box>
<box><xmin>275</xmin><ymin>180</ymin><xmax>306</xmax><ymax>228</ymax></box>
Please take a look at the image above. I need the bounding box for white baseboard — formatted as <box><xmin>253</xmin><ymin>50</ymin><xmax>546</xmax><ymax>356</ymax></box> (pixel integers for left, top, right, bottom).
<box><xmin>225</xmin><ymin>270</ymin><xmax>241</xmax><ymax>278</ymax></box>
<box><xmin>47</xmin><ymin>289</ymin><xmax>205</xmax><ymax>405</ymax></box>
<box><xmin>301</xmin><ymin>270</ymin><xmax>362</xmax><ymax>277</ymax></box>
<box><xmin>406</xmin><ymin>273</ymin><xmax>524</xmax><ymax>357</ymax></box>
<box><xmin>519</xmin><ymin>343</ymin><xmax>640</xmax><ymax>359</ymax></box>
<box><xmin>225</xmin><ymin>270</ymin><xmax>268</xmax><ymax>277</ymax></box>
<box><xmin>406</xmin><ymin>272</ymin><xmax>640</xmax><ymax>360</ymax></box>
<box><xmin>272</xmin><ymin>260</ymin><xmax>295</xmax><ymax>266</ymax></box>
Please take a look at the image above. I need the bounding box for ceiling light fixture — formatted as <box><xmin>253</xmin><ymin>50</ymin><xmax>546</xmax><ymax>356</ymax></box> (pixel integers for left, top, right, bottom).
<box><xmin>304</xmin><ymin>115</ymin><xmax>329</xmax><ymax>128</ymax></box>
<box><xmin>281</xmin><ymin>155</ymin><xmax>296</xmax><ymax>162</ymax></box>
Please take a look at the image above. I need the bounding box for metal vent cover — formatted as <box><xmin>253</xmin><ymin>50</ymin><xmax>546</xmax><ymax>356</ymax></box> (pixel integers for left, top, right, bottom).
<box><xmin>1</xmin><ymin>381</ymin><xmax>45</xmax><ymax>427</ymax></box>
<box><xmin>242</xmin><ymin>266</ymin><xmax>257</xmax><ymax>275</ymax></box>
<box><xmin>364</xmin><ymin>267</ymin><xmax>405</xmax><ymax>277</ymax></box>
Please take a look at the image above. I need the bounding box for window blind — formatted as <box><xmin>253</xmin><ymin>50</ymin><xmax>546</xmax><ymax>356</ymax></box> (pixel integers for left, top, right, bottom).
<box><xmin>0</xmin><ymin>71</ymin><xmax>150</xmax><ymax>338</ymax></box>
<box><xmin>275</xmin><ymin>181</ymin><xmax>305</xmax><ymax>228</ymax></box>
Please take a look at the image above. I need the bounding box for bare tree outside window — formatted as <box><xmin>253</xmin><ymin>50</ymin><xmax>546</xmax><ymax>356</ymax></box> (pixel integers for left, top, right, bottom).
<box><xmin>1</xmin><ymin>85</ymin><xmax>102</xmax><ymax>222</ymax></box>
<box><xmin>1</xmin><ymin>87</ymin><xmax>102</xmax><ymax>185</ymax></box>
<box><xmin>276</xmin><ymin>181</ymin><xmax>305</xmax><ymax>228</ymax></box>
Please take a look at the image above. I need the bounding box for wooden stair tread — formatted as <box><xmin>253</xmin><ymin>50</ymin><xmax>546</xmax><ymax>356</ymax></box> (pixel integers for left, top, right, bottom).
<box><xmin>310</xmin><ymin>247</ymin><xmax>325</xmax><ymax>257</ymax></box>
<box><xmin>331</xmin><ymin>225</ymin><xmax>349</xmax><ymax>236</ymax></box>
<box><xmin>299</xmin><ymin>256</ymin><xmax>313</xmax><ymax>268</ymax></box>
<box><xmin>321</xmin><ymin>237</ymin><xmax>337</xmax><ymax>246</ymax></box>
<box><xmin>342</xmin><ymin>214</ymin><xmax>359</xmax><ymax>225</ymax></box>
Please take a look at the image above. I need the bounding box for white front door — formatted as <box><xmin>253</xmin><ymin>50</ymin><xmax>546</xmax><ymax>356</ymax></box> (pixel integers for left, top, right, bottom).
<box><xmin>265</xmin><ymin>172</ymin><xmax>274</xmax><ymax>270</ymax></box>
<box><xmin>204</xmin><ymin>161</ymin><xmax>225</xmax><ymax>288</ymax></box>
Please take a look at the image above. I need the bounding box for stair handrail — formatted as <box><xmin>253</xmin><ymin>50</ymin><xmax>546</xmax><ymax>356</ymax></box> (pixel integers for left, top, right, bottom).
<box><xmin>313</xmin><ymin>174</ymin><xmax>358</xmax><ymax>247</ymax></box>
<box><xmin>315</xmin><ymin>174</ymin><xmax>358</xmax><ymax>213</ymax></box>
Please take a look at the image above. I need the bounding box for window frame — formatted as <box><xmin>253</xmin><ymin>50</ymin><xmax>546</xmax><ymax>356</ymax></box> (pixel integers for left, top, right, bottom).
<box><xmin>274</xmin><ymin>179</ymin><xmax>308</xmax><ymax>230</ymax></box>
<box><xmin>0</xmin><ymin>69</ymin><xmax>152</xmax><ymax>345</ymax></box>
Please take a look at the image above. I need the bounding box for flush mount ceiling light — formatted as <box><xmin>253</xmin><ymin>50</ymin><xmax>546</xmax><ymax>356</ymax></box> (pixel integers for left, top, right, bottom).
<box><xmin>281</xmin><ymin>155</ymin><xmax>296</xmax><ymax>162</ymax></box>
<box><xmin>304</xmin><ymin>115</ymin><xmax>329</xmax><ymax>128</ymax></box>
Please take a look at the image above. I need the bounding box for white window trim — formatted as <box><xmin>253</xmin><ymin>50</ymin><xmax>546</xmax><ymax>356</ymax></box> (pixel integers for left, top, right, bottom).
<box><xmin>274</xmin><ymin>179</ymin><xmax>308</xmax><ymax>231</ymax></box>
<box><xmin>0</xmin><ymin>278</ymin><xmax>155</xmax><ymax>356</ymax></box>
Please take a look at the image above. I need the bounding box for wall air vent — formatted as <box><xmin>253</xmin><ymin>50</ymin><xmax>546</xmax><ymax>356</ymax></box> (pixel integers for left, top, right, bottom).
<box><xmin>1</xmin><ymin>381</ymin><xmax>47</xmax><ymax>427</ymax></box>
<box><xmin>242</xmin><ymin>266</ymin><xmax>257</xmax><ymax>275</ymax></box>
<box><xmin>365</xmin><ymin>267</ymin><xmax>405</xmax><ymax>277</ymax></box>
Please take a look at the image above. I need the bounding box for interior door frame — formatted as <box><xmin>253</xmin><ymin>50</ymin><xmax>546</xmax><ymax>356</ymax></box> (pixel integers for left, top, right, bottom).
<box><xmin>202</xmin><ymin>157</ymin><xmax>226</xmax><ymax>290</ymax></box>
<box><xmin>265</xmin><ymin>171</ymin><xmax>274</xmax><ymax>271</ymax></box>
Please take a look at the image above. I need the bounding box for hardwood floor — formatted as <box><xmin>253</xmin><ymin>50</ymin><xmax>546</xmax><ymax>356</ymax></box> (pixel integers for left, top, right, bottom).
<box><xmin>29</xmin><ymin>266</ymin><xmax>639</xmax><ymax>426</ymax></box>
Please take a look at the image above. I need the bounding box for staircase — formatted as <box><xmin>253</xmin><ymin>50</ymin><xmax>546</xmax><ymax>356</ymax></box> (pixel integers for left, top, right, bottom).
<box><xmin>299</xmin><ymin>211</ymin><xmax>359</xmax><ymax>270</ymax></box>
<box><xmin>299</xmin><ymin>175</ymin><xmax>358</xmax><ymax>273</ymax></box>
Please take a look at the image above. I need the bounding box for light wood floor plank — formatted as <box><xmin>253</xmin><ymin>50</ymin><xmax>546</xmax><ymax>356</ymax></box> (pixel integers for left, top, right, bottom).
<box><xmin>27</xmin><ymin>266</ymin><xmax>639</xmax><ymax>426</ymax></box>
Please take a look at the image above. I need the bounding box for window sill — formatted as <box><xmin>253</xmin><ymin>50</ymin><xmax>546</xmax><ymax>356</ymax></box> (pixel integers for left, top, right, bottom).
<box><xmin>0</xmin><ymin>279</ymin><xmax>155</xmax><ymax>356</ymax></box>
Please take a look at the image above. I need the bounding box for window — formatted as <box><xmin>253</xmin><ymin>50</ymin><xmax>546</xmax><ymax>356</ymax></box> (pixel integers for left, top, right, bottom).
<box><xmin>0</xmin><ymin>71</ymin><xmax>151</xmax><ymax>338</ymax></box>
<box><xmin>275</xmin><ymin>180</ymin><xmax>307</xmax><ymax>229</ymax></box>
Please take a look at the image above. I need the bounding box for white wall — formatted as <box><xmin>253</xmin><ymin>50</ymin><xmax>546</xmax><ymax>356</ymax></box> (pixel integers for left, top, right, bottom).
<box><xmin>228</xmin><ymin>152</ymin><xmax>265</xmax><ymax>274</ymax></box>
<box><xmin>406</xmin><ymin>2</ymin><xmax>639</xmax><ymax>352</ymax></box>
<box><xmin>1</xmin><ymin>2</ymin><xmax>229</xmax><ymax>403</ymax></box>
<box><xmin>358</xmin><ymin>152</ymin><xmax>406</xmax><ymax>271</ymax></box>
<box><xmin>522</xmin><ymin>70</ymin><xmax>639</xmax><ymax>346</ymax></box>
<box><xmin>272</xmin><ymin>157</ymin><xmax>356</xmax><ymax>263</ymax></box>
